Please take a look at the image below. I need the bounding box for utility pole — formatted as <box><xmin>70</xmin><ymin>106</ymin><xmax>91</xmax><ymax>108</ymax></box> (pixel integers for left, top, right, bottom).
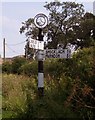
<box><xmin>3</xmin><ymin>38</ymin><xmax>5</xmax><ymax>61</ymax></box>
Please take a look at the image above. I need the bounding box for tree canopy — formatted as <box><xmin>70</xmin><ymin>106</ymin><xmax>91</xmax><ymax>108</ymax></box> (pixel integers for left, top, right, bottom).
<box><xmin>44</xmin><ymin>2</ymin><xmax>84</xmax><ymax>48</ymax></box>
<box><xmin>20</xmin><ymin>1</ymin><xmax>95</xmax><ymax>58</ymax></box>
<box><xmin>72</xmin><ymin>12</ymin><xmax>95</xmax><ymax>49</ymax></box>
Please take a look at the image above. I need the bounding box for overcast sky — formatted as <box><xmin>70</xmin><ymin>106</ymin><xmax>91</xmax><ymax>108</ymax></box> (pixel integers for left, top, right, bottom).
<box><xmin>0</xmin><ymin>0</ymin><xmax>94</xmax><ymax>58</ymax></box>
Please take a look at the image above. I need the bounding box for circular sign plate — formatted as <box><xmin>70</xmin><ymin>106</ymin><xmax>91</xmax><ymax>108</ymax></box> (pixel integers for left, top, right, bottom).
<box><xmin>34</xmin><ymin>13</ymin><xmax>48</xmax><ymax>28</ymax></box>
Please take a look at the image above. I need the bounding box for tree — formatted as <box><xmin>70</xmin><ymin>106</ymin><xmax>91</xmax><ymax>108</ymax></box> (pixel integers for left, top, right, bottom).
<box><xmin>44</xmin><ymin>2</ymin><xmax>84</xmax><ymax>48</ymax></box>
<box><xmin>20</xmin><ymin>18</ymin><xmax>38</xmax><ymax>59</ymax></box>
<box><xmin>24</xmin><ymin>41</ymin><xmax>33</xmax><ymax>59</ymax></box>
<box><xmin>21</xmin><ymin>2</ymin><xmax>95</xmax><ymax>57</ymax></box>
<box><xmin>72</xmin><ymin>12</ymin><xmax>95</xmax><ymax>49</ymax></box>
<box><xmin>20</xmin><ymin>18</ymin><xmax>47</xmax><ymax>59</ymax></box>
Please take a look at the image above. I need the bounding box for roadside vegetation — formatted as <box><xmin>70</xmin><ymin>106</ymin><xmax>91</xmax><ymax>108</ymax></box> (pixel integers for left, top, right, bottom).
<box><xmin>2</xmin><ymin>46</ymin><xmax>95</xmax><ymax>119</ymax></box>
<box><xmin>2</xmin><ymin>1</ymin><xmax>95</xmax><ymax>119</ymax></box>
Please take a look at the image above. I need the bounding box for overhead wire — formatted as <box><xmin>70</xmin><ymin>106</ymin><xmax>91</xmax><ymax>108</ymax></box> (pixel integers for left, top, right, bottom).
<box><xmin>5</xmin><ymin>40</ymin><xmax>26</xmax><ymax>54</ymax></box>
<box><xmin>6</xmin><ymin>40</ymin><xmax>26</xmax><ymax>46</ymax></box>
<box><xmin>6</xmin><ymin>44</ymin><xmax>23</xmax><ymax>54</ymax></box>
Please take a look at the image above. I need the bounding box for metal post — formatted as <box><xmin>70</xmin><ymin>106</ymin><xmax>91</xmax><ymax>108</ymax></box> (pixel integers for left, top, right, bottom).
<box><xmin>3</xmin><ymin>38</ymin><xmax>5</xmax><ymax>61</ymax></box>
<box><xmin>38</xmin><ymin>28</ymin><xmax>44</xmax><ymax>97</ymax></box>
<box><xmin>34</xmin><ymin>13</ymin><xmax>48</xmax><ymax>97</ymax></box>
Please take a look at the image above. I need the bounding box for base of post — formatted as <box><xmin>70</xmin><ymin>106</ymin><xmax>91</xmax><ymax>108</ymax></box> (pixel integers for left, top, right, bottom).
<box><xmin>38</xmin><ymin>87</ymin><xmax>44</xmax><ymax>97</ymax></box>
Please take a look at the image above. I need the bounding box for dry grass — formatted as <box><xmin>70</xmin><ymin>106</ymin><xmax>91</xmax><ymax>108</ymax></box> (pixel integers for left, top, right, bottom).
<box><xmin>2</xmin><ymin>74</ymin><xmax>37</xmax><ymax>118</ymax></box>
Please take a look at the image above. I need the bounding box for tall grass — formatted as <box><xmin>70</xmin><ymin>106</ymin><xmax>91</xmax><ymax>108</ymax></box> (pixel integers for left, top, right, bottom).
<box><xmin>2</xmin><ymin>74</ymin><xmax>37</xmax><ymax>118</ymax></box>
<box><xmin>2</xmin><ymin>73</ymin><xmax>78</xmax><ymax>119</ymax></box>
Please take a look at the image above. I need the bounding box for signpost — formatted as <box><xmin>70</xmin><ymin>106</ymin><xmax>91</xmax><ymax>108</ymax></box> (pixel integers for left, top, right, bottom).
<box><xmin>34</xmin><ymin>13</ymin><xmax>48</xmax><ymax>97</ymax></box>
<box><xmin>29</xmin><ymin>13</ymin><xmax>71</xmax><ymax>97</ymax></box>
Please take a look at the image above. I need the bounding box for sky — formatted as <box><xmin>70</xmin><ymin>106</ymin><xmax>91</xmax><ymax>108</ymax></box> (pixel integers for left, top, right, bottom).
<box><xmin>0</xmin><ymin>0</ymin><xmax>94</xmax><ymax>58</ymax></box>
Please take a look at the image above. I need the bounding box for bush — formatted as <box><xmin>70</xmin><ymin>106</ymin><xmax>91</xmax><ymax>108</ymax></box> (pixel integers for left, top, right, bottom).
<box><xmin>63</xmin><ymin>46</ymin><xmax>95</xmax><ymax>120</ymax></box>
<box><xmin>44</xmin><ymin>58</ymin><xmax>64</xmax><ymax>80</ymax></box>
<box><xmin>2</xmin><ymin>62</ymin><xmax>12</xmax><ymax>74</ymax></box>
<box><xmin>11</xmin><ymin>57</ymin><xmax>27</xmax><ymax>74</ymax></box>
<box><xmin>19</xmin><ymin>60</ymin><xmax>38</xmax><ymax>76</ymax></box>
<box><xmin>2</xmin><ymin>46</ymin><xmax>95</xmax><ymax>119</ymax></box>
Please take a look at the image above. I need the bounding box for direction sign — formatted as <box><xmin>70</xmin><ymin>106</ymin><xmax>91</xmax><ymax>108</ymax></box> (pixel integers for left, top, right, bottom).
<box><xmin>29</xmin><ymin>38</ymin><xmax>44</xmax><ymax>50</ymax></box>
<box><xmin>33</xmin><ymin>48</ymin><xmax>71</xmax><ymax>59</ymax></box>
<box><xmin>44</xmin><ymin>48</ymin><xmax>71</xmax><ymax>58</ymax></box>
<box><xmin>33</xmin><ymin>48</ymin><xmax>71</xmax><ymax>60</ymax></box>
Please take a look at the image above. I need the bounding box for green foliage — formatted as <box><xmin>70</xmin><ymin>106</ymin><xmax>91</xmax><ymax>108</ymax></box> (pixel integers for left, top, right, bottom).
<box><xmin>2</xmin><ymin>62</ymin><xmax>12</xmax><ymax>74</ymax></box>
<box><xmin>44</xmin><ymin>58</ymin><xmax>63</xmax><ymax>79</ymax></box>
<box><xmin>20</xmin><ymin>1</ymin><xmax>94</xmax><ymax>57</ymax></box>
<box><xmin>20</xmin><ymin>1</ymin><xmax>95</xmax><ymax>58</ymax></box>
<box><xmin>72</xmin><ymin>12</ymin><xmax>95</xmax><ymax>48</ymax></box>
<box><xmin>44</xmin><ymin>1</ymin><xmax>84</xmax><ymax>48</ymax></box>
<box><xmin>2</xmin><ymin>74</ymin><xmax>78</xmax><ymax>119</ymax></box>
<box><xmin>19</xmin><ymin>60</ymin><xmax>38</xmax><ymax>76</ymax></box>
<box><xmin>11</xmin><ymin>57</ymin><xmax>27</xmax><ymax>74</ymax></box>
<box><xmin>2</xmin><ymin>74</ymin><xmax>37</xmax><ymax>118</ymax></box>
<box><xmin>2</xmin><ymin>46</ymin><xmax>95</xmax><ymax>119</ymax></box>
<box><xmin>65</xmin><ymin>47</ymin><xmax>95</xmax><ymax>119</ymax></box>
<box><xmin>73</xmin><ymin>47</ymin><xmax>94</xmax><ymax>82</ymax></box>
